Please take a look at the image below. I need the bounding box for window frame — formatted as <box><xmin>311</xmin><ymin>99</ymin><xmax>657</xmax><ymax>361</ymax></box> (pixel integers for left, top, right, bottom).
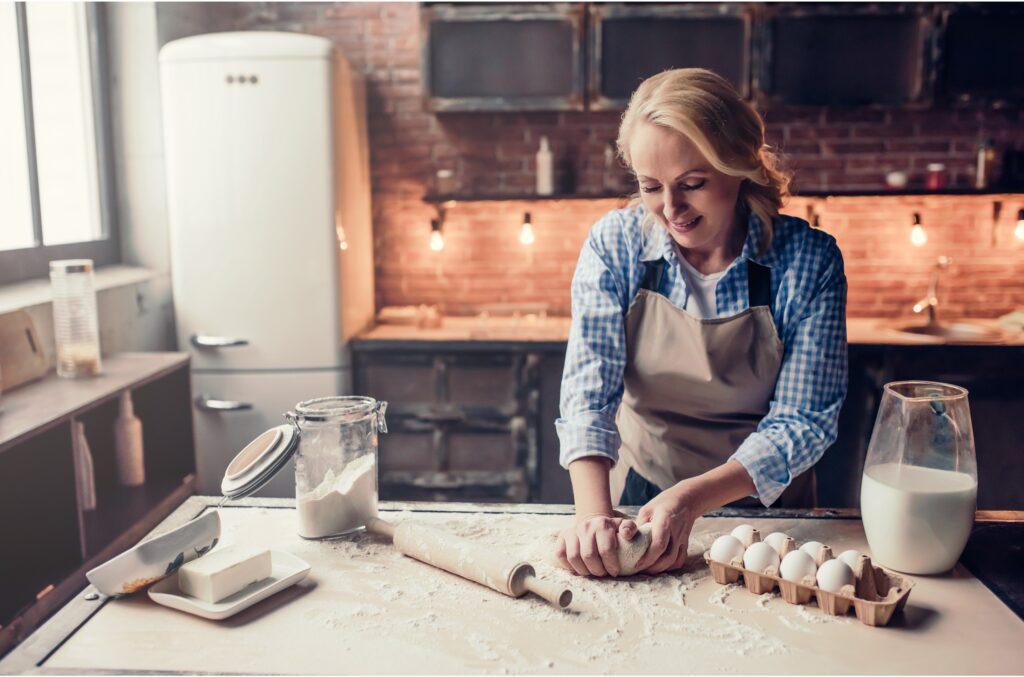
<box><xmin>0</xmin><ymin>2</ymin><xmax>119</xmax><ymax>287</ymax></box>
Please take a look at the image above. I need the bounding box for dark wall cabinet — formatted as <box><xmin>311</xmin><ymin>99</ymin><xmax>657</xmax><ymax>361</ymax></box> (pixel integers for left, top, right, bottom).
<box><xmin>761</xmin><ymin>4</ymin><xmax>933</xmax><ymax>107</ymax></box>
<box><xmin>422</xmin><ymin>3</ymin><xmax>585</xmax><ymax>112</ymax></box>
<box><xmin>588</xmin><ymin>3</ymin><xmax>751</xmax><ymax>110</ymax></box>
<box><xmin>941</xmin><ymin>4</ymin><xmax>1024</xmax><ymax>106</ymax></box>
<box><xmin>423</xmin><ymin>2</ymin><xmax>1017</xmax><ymax>112</ymax></box>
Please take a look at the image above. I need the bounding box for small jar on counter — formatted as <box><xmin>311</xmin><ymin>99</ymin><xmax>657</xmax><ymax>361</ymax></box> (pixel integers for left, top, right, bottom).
<box><xmin>49</xmin><ymin>259</ymin><xmax>102</xmax><ymax>378</ymax></box>
<box><xmin>925</xmin><ymin>163</ymin><xmax>947</xmax><ymax>191</ymax></box>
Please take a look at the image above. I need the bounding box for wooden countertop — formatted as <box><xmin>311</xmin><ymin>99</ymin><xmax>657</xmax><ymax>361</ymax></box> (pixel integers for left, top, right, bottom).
<box><xmin>355</xmin><ymin>316</ymin><xmax>1024</xmax><ymax>346</ymax></box>
<box><xmin>4</xmin><ymin>498</ymin><xmax>1022</xmax><ymax>675</ymax></box>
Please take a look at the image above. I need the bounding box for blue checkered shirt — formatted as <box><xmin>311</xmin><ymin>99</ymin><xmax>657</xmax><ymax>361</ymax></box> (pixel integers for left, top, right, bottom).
<box><xmin>556</xmin><ymin>206</ymin><xmax>848</xmax><ymax>507</ymax></box>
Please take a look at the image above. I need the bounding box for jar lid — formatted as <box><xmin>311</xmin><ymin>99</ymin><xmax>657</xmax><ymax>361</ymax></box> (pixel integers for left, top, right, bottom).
<box><xmin>49</xmin><ymin>258</ymin><xmax>94</xmax><ymax>274</ymax></box>
<box><xmin>220</xmin><ymin>423</ymin><xmax>299</xmax><ymax>499</ymax></box>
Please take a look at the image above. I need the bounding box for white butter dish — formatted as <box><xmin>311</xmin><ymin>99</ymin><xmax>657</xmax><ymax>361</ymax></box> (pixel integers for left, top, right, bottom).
<box><xmin>148</xmin><ymin>550</ymin><xmax>310</xmax><ymax>620</ymax></box>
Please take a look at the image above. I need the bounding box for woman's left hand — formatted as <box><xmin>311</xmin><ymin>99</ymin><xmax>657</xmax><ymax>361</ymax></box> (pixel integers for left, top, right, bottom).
<box><xmin>632</xmin><ymin>482</ymin><xmax>702</xmax><ymax>574</ymax></box>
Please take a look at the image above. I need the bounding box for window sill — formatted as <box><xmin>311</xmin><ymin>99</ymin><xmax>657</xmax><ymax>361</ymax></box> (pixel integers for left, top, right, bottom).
<box><xmin>0</xmin><ymin>265</ymin><xmax>160</xmax><ymax>315</ymax></box>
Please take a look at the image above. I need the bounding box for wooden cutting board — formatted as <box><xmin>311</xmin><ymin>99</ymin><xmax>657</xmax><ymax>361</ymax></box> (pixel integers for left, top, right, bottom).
<box><xmin>0</xmin><ymin>309</ymin><xmax>49</xmax><ymax>391</ymax></box>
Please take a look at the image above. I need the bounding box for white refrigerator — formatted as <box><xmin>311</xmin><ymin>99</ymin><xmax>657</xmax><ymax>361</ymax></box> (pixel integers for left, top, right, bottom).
<box><xmin>159</xmin><ymin>32</ymin><xmax>374</xmax><ymax>496</ymax></box>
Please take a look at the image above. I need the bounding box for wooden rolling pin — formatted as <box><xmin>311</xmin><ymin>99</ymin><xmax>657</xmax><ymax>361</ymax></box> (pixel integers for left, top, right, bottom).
<box><xmin>367</xmin><ymin>517</ymin><xmax>572</xmax><ymax>609</ymax></box>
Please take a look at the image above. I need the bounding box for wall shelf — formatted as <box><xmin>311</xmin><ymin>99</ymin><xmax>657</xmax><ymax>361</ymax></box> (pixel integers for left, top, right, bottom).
<box><xmin>423</xmin><ymin>188</ymin><xmax>1024</xmax><ymax>204</ymax></box>
<box><xmin>0</xmin><ymin>352</ymin><xmax>196</xmax><ymax>659</ymax></box>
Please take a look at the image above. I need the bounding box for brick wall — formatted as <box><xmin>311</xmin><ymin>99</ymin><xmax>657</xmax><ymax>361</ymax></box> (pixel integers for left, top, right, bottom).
<box><xmin>184</xmin><ymin>2</ymin><xmax>1024</xmax><ymax>319</ymax></box>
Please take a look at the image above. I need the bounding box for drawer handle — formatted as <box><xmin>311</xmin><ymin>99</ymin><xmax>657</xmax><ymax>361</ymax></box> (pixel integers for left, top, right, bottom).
<box><xmin>191</xmin><ymin>334</ymin><xmax>250</xmax><ymax>348</ymax></box>
<box><xmin>195</xmin><ymin>395</ymin><xmax>253</xmax><ymax>412</ymax></box>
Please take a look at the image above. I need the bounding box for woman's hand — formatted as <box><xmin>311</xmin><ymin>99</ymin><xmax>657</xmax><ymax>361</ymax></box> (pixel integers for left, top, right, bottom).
<box><xmin>555</xmin><ymin>512</ymin><xmax>638</xmax><ymax>577</ymax></box>
<box><xmin>632</xmin><ymin>483</ymin><xmax>703</xmax><ymax>574</ymax></box>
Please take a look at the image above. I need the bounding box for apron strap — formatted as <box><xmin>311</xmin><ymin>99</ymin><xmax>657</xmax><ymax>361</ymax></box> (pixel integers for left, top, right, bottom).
<box><xmin>747</xmin><ymin>260</ymin><xmax>772</xmax><ymax>312</ymax></box>
<box><xmin>640</xmin><ymin>260</ymin><xmax>667</xmax><ymax>293</ymax></box>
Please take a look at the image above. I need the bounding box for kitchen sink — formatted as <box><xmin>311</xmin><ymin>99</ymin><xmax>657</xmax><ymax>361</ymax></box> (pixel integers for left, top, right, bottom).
<box><xmin>894</xmin><ymin>322</ymin><xmax>1005</xmax><ymax>342</ymax></box>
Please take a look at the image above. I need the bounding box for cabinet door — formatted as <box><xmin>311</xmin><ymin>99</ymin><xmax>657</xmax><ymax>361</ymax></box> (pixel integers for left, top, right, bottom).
<box><xmin>759</xmin><ymin>4</ymin><xmax>935</xmax><ymax>107</ymax></box>
<box><xmin>422</xmin><ymin>3</ymin><xmax>585</xmax><ymax>112</ymax></box>
<box><xmin>588</xmin><ymin>3</ymin><xmax>751</xmax><ymax>111</ymax></box>
<box><xmin>941</xmin><ymin>5</ymin><xmax>1024</xmax><ymax>105</ymax></box>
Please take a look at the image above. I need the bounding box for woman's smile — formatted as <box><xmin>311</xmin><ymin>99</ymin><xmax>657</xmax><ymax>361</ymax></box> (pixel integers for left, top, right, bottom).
<box><xmin>668</xmin><ymin>215</ymin><xmax>701</xmax><ymax>234</ymax></box>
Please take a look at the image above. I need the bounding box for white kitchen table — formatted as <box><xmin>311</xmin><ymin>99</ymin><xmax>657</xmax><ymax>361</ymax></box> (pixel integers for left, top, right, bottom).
<box><xmin>3</xmin><ymin>497</ymin><xmax>1022</xmax><ymax>675</ymax></box>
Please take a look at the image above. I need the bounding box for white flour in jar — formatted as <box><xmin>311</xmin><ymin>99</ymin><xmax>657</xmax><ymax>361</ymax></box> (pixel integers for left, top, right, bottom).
<box><xmin>297</xmin><ymin>454</ymin><xmax>377</xmax><ymax>538</ymax></box>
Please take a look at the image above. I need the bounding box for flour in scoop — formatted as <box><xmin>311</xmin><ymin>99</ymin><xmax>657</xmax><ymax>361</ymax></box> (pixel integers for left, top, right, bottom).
<box><xmin>297</xmin><ymin>454</ymin><xmax>377</xmax><ymax>538</ymax></box>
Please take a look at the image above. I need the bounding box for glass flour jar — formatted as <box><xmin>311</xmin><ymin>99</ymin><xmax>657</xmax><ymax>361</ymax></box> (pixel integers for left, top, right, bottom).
<box><xmin>287</xmin><ymin>396</ymin><xmax>387</xmax><ymax>539</ymax></box>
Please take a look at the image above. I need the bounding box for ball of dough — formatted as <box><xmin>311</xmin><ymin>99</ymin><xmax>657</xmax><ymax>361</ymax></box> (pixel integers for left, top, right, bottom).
<box><xmin>617</xmin><ymin>523</ymin><xmax>654</xmax><ymax>576</ymax></box>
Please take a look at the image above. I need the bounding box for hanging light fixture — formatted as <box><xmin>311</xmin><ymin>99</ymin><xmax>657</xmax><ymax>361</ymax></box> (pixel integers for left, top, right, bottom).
<box><xmin>519</xmin><ymin>212</ymin><xmax>535</xmax><ymax>246</ymax></box>
<box><xmin>429</xmin><ymin>218</ymin><xmax>444</xmax><ymax>252</ymax></box>
<box><xmin>910</xmin><ymin>212</ymin><xmax>927</xmax><ymax>247</ymax></box>
<box><xmin>1015</xmin><ymin>208</ymin><xmax>1024</xmax><ymax>242</ymax></box>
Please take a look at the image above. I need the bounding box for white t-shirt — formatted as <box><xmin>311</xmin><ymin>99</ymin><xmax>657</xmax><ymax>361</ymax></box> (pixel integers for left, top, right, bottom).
<box><xmin>676</xmin><ymin>252</ymin><xmax>726</xmax><ymax>319</ymax></box>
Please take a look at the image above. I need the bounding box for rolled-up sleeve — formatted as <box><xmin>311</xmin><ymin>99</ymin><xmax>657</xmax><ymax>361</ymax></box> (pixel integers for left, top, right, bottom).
<box><xmin>556</xmin><ymin>215</ymin><xmax>635</xmax><ymax>469</ymax></box>
<box><xmin>730</xmin><ymin>238</ymin><xmax>849</xmax><ymax>506</ymax></box>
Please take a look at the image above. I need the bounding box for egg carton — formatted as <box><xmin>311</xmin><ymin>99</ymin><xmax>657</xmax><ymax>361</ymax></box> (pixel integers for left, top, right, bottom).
<box><xmin>702</xmin><ymin>529</ymin><xmax>915</xmax><ymax>627</ymax></box>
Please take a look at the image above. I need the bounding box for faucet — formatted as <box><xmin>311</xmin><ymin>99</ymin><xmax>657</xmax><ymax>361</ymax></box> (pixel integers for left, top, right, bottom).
<box><xmin>913</xmin><ymin>256</ymin><xmax>952</xmax><ymax>325</ymax></box>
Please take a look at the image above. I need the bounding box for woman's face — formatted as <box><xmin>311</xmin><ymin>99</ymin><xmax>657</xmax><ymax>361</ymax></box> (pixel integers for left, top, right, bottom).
<box><xmin>630</xmin><ymin>122</ymin><xmax>744</xmax><ymax>255</ymax></box>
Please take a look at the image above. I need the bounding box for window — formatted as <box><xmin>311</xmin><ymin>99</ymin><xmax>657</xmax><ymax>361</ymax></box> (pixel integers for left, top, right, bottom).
<box><xmin>0</xmin><ymin>2</ymin><xmax>117</xmax><ymax>286</ymax></box>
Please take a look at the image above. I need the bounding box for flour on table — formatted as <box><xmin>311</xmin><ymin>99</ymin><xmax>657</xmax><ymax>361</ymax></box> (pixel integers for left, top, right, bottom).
<box><xmin>204</xmin><ymin>510</ymin><xmax>810</xmax><ymax>672</ymax></box>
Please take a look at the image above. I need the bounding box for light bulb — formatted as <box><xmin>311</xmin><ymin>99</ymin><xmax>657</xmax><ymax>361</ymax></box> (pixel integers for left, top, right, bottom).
<box><xmin>910</xmin><ymin>212</ymin><xmax>927</xmax><ymax>247</ymax></box>
<box><xmin>910</xmin><ymin>224</ymin><xmax>927</xmax><ymax>247</ymax></box>
<box><xmin>430</xmin><ymin>229</ymin><xmax>444</xmax><ymax>252</ymax></box>
<box><xmin>429</xmin><ymin>218</ymin><xmax>444</xmax><ymax>252</ymax></box>
<box><xmin>519</xmin><ymin>212</ymin><xmax>535</xmax><ymax>246</ymax></box>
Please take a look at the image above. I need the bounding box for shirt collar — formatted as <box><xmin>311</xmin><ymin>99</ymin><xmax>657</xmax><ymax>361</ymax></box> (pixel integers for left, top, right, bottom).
<box><xmin>638</xmin><ymin>208</ymin><xmax>778</xmax><ymax>269</ymax></box>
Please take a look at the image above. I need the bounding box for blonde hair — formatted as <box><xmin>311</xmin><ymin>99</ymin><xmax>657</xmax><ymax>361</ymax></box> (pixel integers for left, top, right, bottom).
<box><xmin>616</xmin><ymin>68</ymin><xmax>790</xmax><ymax>254</ymax></box>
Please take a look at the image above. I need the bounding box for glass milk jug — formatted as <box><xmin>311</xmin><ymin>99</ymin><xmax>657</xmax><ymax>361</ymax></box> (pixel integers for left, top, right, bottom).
<box><xmin>860</xmin><ymin>381</ymin><xmax>977</xmax><ymax>574</ymax></box>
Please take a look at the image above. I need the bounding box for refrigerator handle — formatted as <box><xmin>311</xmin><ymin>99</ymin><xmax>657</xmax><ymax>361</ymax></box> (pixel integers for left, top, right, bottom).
<box><xmin>195</xmin><ymin>395</ymin><xmax>254</xmax><ymax>412</ymax></box>
<box><xmin>191</xmin><ymin>334</ymin><xmax>250</xmax><ymax>348</ymax></box>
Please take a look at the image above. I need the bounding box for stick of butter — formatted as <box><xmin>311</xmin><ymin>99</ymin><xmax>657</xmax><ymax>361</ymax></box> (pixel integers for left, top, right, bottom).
<box><xmin>177</xmin><ymin>545</ymin><xmax>272</xmax><ymax>603</ymax></box>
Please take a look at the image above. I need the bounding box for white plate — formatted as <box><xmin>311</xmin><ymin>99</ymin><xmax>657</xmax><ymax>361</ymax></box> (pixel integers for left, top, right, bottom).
<box><xmin>148</xmin><ymin>550</ymin><xmax>311</xmax><ymax>620</ymax></box>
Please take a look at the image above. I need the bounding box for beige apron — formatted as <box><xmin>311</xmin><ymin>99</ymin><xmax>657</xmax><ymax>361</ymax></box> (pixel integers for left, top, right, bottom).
<box><xmin>609</xmin><ymin>259</ymin><xmax>815</xmax><ymax>508</ymax></box>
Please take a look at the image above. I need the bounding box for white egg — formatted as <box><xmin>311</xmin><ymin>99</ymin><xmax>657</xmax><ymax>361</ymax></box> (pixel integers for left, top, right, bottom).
<box><xmin>780</xmin><ymin>550</ymin><xmax>817</xmax><ymax>583</ymax></box>
<box><xmin>709</xmin><ymin>535</ymin><xmax>746</xmax><ymax>564</ymax></box>
<box><xmin>742</xmin><ymin>541</ymin><xmax>781</xmax><ymax>573</ymax></box>
<box><xmin>730</xmin><ymin>524</ymin><xmax>756</xmax><ymax>546</ymax></box>
<box><xmin>816</xmin><ymin>558</ymin><xmax>855</xmax><ymax>593</ymax></box>
<box><xmin>763</xmin><ymin>531</ymin><xmax>790</xmax><ymax>555</ymax></box>
<box><xmin>799</xmin><ymin>541</ymin><xmax>826</xmax><ymax>561</ymax></box>
<box><xmin>837</xmin><ymin>549</ymin><xmax>863</xmax><ymax>569</ymax></box>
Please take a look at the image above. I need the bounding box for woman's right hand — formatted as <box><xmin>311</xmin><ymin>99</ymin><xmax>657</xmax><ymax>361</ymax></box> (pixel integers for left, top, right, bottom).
<box><xmin>554</xmin><ymin>513</ymin><xmax>637</xmax><ymax>577</ymax></box>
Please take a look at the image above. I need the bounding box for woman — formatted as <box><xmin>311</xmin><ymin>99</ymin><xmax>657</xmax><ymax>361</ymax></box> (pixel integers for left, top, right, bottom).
<box><xmin>554</xmin><ymin>68</ymin><xmax>848</xmax><ymax>578</ymax></box>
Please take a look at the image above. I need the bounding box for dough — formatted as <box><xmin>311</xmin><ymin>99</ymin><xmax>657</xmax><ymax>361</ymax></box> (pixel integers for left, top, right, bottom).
<box><xmin>617</xmin><ymin>523</ymin><xmax>654</xmax><ymax>576</ymax></box>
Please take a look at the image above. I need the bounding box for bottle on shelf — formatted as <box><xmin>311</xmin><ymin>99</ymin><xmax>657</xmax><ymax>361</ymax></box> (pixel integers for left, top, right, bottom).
<box><xmin>536</xmin><ymin>135</ymin><xmax>553</xmax><ymax>196</ymax></box>
<box><xmin>114</xmin><ymin>390</ymin><xmax>146</xmax><ymax>486</ymax></box>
